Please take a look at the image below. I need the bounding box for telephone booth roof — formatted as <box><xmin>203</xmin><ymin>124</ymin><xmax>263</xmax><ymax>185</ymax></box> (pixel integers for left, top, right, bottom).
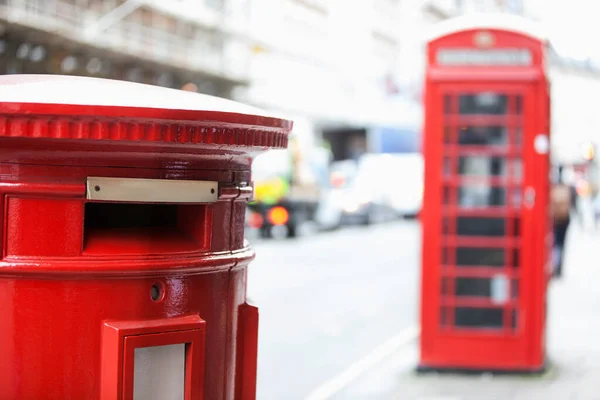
<box><xmin>427</xmin><ymin>13</ymin><xmax>549</xmax><ymax>44</ymax></box>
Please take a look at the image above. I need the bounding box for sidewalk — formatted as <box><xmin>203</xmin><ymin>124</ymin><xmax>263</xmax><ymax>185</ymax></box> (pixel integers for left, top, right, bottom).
<box><xmin>339</xmin><ymin>223</ymin><xmax>600</xmax><ymax>400</ymax></box>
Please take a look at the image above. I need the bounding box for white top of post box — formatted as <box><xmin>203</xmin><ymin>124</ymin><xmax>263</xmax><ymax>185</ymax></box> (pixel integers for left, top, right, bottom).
<box><xmin>0</xmin><ymin>75</ymin><xmax>292</xmax><ymax>147</ymax></box>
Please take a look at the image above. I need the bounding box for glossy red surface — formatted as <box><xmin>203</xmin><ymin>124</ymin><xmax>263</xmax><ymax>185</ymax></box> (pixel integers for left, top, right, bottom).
<box><xmin>420</xmin><ymin>21</ymin><xmax>550</xmax><ymax>372</ymax></box>
<box><xmin>0</xmin><ymin>75</ymin><xmax>291</xmax><ymax>399</ymax></box>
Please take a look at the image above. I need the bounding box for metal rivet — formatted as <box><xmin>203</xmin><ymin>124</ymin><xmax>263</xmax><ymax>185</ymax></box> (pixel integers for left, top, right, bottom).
<box><xmin>94</xmin><ymin>185</ymin><xmax>101</xmax><ymax>192</ymax></box>
<box><xmin>211</xmin><ymin>188</ymin><xmax>215</xmax><ymax>194</ymax></box>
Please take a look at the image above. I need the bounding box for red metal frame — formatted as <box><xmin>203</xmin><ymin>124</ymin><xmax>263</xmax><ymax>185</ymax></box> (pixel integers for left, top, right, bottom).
<box><xmin>235</xmin><ymin>303</ymin><xmax>260</xmax><ymax>400</ymax></box>
<box><xmin>101</xmin><ymin>315</ymin><xmax>206</xmax><ymax>400</ymax></box>
<box><xmin>420</xmin><ymin>20</ymin><xmax>551</xmax><ymax>372</ymax></box>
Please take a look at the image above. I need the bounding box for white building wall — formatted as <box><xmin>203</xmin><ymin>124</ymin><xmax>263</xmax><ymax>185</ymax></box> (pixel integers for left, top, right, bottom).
<box><xmin>240</xmin><ymin>0</ymin><xmax>415</xmax><ymax>127</ymax></box>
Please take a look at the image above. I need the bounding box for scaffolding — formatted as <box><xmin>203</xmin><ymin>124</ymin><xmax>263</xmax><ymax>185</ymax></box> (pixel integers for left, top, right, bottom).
<box><xmin>0</xmin><ymin>0</ymin><xmax>251</xmax><ymax>88</ymax></box>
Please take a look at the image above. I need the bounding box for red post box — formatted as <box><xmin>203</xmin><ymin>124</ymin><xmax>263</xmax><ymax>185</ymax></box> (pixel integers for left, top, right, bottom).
<box><xmin>419</xmin><ymin>15</ymin><xmax>551</xmax><ymax>373</ymax></box>
<box><xmin>0</xmin><ymin>75</ymin><xmax>292</xmax><ymax>399</ymax></box>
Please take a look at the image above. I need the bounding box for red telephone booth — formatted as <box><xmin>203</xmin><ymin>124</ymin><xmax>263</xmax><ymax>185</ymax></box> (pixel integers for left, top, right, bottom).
<box><xmin>419</xmin><ymin>15</ymin><xmax>552</xmax><ymax>372</ymax></box>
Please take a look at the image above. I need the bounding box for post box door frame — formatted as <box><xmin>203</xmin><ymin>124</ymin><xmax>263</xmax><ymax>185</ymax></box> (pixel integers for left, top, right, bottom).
<box><xmin>421</xmin><ymin>80</ymin><xmax>547</xmax><ymax>368</ymax></box>
<box><xmin>101</xmin><ymin>314</ymin><xmax>206</xmax><ymax>400</ymax></box>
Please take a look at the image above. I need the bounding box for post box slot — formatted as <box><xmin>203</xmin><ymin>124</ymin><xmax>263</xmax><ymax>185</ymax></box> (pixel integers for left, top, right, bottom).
<box><xmin>84</xmin><ymin>202</ymin><xmax>210</xmax><ymax>254</ymax></box>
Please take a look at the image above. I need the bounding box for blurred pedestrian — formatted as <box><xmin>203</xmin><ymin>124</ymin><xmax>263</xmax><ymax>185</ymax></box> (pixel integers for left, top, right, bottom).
<box><xmin>593</xmin><ymin>191</ymin><xmax>600</xmax><ymax>231</ymax></box>
<box><xmin>570</xmin><ymin>181</ymin><xmax>581</xmax><ymax>226</ymax></box>
<box><xmin>551</xmin><ymin>165</ymin><xmax>572</xmax><ymax>278</ymax></box>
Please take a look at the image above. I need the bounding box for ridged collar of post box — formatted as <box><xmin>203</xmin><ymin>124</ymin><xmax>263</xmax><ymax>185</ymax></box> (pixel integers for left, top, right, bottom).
<box><xmin>0</xmin><ymin>74</ymin><xmax>292</xmax><ymax>148</ymax></box>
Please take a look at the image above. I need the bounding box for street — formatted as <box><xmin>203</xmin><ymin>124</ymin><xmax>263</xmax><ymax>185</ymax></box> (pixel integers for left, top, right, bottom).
<box><xmin>247</xmin><ymin>220</ymin><xmax>421</xmax><ymax>400</ymax></box>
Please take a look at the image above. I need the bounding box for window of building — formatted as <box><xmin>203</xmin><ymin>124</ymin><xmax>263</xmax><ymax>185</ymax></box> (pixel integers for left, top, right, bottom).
<box><xmin>205</xmin><ymin>0</ymin><xmax>224</xmax><ymax>11</ymax></box>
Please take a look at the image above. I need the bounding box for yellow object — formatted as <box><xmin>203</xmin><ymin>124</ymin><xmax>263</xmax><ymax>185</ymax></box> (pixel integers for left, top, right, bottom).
<box><xmin>253</xmin><ymin>177</ymin><xmax>289</xmax><ymax>205</ymax></box>
<box><xmin>583</xmin><ymin>143</ymin><xmax>595</xmax><ymax>161</ymax></box>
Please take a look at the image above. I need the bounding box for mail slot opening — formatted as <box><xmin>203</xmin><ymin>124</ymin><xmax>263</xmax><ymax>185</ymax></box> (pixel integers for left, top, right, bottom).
<box><xmin>83</xmin><ymin>202</ymin><xmax>211</xmax><ymax>254</ymax></box>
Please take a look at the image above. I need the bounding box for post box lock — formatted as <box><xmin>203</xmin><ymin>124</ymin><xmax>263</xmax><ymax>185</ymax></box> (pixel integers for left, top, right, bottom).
<box><xmin>86</xmin><ymin>177</ymin><xmax>219</xmax><ymax>204</ymax></box>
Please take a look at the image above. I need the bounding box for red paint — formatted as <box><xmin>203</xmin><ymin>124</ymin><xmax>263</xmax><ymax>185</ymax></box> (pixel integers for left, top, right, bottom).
<box><xmin>235</xmin><ymin>304</ymin><xmax>260</xmax><ymax>400</ymax></box>
<box><xmin>101</xmin><ymin>315</ymin><xmax>206</xmax><ymax>400</ymax></box>
<box><xmin>0</xmin><ymin>75</ymin><xmax>291</xmax><ymax>399</ymax></box>
<box><xmin>419</xmin><ymin>19</ymin><xmax>551</xmax><ymax>372</ymax></box>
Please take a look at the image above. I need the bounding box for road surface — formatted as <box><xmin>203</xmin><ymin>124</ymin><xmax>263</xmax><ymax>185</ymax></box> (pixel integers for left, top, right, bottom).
<box><xmin>247</xmin><ymin>220</ymin><xmax>421</xmax><ymax>399</ymax></box>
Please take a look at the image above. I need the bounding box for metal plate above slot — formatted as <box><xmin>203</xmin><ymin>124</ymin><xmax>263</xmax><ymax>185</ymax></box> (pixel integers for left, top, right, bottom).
<box><xmin>86</xmin><ymin>177</ymin><xmax>218</xmax><ymax>203</ymax></box>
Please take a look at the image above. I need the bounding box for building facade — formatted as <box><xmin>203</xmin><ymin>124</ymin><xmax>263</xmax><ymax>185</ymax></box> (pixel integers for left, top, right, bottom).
<box><xmin>0</xmin><ymin>0</ymin><xmax>598</xmax><ymax>165</ymax></box>
<box><xmin>0</xmin><ymin>0</ymin><xmax>252</xmax><ymax>98</ymax></box>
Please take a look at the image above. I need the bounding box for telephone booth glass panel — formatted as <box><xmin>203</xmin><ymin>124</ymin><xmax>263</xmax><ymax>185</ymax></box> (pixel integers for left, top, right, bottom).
<box><xmin>439</xmin><ymin>88</ymin><xmax>526</xmax><ymax>334</ymax></box>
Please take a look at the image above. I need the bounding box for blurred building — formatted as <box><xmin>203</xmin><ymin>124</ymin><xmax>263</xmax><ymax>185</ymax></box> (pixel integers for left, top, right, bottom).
<box><xmin>0</xmin><ymin>0</ymin><xmax>253</xmax><ymax>98</ymax></box>
<box><xmin>0</xmin><ymin>0</ymin><xmax>599</xmax><ymax>170</ymax></box>
<box><xmin>238</xmin><ymin>0</ymin><xmax>416</xmax><ymax>123</ymax></box>
<box><xmin>234</xmin><ymin>0</ymin><xmax>423</xmax><ymax>158</ymax></box>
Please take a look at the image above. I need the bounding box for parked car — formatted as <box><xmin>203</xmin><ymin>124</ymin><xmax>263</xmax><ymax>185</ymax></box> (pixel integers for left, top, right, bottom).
<box><xmin>335</xmin><ymin>153</ymin><xmax>424</xmax><ymax>225</ymax></box>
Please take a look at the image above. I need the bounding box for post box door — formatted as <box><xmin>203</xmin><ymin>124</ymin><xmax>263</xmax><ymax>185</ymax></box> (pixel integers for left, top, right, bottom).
<box><xmin>425</xmin><ymin>82</ymin><xmax>542</xmax><ymax>364</ymax></box>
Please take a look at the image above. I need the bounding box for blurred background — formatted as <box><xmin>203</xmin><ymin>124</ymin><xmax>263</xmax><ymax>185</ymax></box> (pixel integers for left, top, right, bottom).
<box><xmin>2</xmin><ymin>0</ymin><xmax>600</xmax><ymax>398</ymax></box>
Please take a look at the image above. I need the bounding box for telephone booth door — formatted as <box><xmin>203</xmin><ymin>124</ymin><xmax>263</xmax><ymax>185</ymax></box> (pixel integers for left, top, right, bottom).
<box><xmin>420</xmin><ymin>81</ymin><xmax>549</xmax><ymax>371</ymax></box>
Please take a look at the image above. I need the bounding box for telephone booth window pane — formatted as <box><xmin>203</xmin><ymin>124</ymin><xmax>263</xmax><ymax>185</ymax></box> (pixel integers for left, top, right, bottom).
<box><xmin>511</xmin><ymin>189</ymin><xmax>522</xmax><ymax>208</ymax></box>
<box><xmin>442</xmin><ymin>217</ymin><xmax>450</xmax><ymax>235</ymax></box>
<box><xmin>459</xmin><ymin>126</ymin><xmax>508</xmax><ymax>146</ymax></box>
<box><xmin>444</xmin><ymin>127</ymin><xmax>450</xmax><ymax>144</ymax></box>
<box><xmin>512</xmin><ymin>248</ymin><xmax>520</xmax><ymax>268</ymax></box>
<box><xmin>511</xmin><ymin>309</ymin><xmax>518</xmax><ymax>329</ymax></box>
<box><xmin>515</xmin><ymin>95</ymin><xmax>523</xmax><ymax>115</ymax></box>
<box><xmin>515</xmin><ymin>127</ymin><xmax>522</xmax><ymax>147</ymax></box>
<box><xmin>511</xmin><ymin>159</ymin><xmax>523</xmax><ymax>181</ymax></box>
<box><xmin>454</xmin><ymin>307</ymin><xmax>504</xmax><ymax>329</ymax></box>
<box><xmin>456</xmin><ymin>217</ymin><xmax>505</xmax><ymax>236</ymax></box>
<box><xmin>443</xmin><ymin>186</ymin><xmax>452</xmax><ymax>205</ymax></box>
<box><xmin>455</xmin><ymin>277</ymin><xmax>491</xmax><ymax>297</ymax></box>
<box><xmin>456</xmin><ymin>247</ymin><xmax>505</xmax><ymax>267</ymax></box>
<box><xmin>457</xmin><ymin>157</ymin><xmax>522</xmax><ymax>181</ymax></box>
<box><xmin>511</xmin><ymin>217</ymin><xmax>521</xmax><ymax>237</ymax></box>
<box><xmin>443</xmin><ymin>156</ymin><xmax>452</xmax><ymax>176</ymax></box>
<box><xmin>441</xmin><ymin>277</ymin><xmax>451</xmax><ymax>296</ymax></box>
<box><xmin>440</xmin><ymin>307</ymin><xmax>450</xmax><ymax>327</ymax></box>
<box><xmin>442</xmin><ymin>247</ymin><xmax>449</xmax><ymax>265</ymax></box>
<box><xmin>458</xmin><ymin>185</ymin><xmax>506</xmax><ymax>208</ymax></box>
<box><xmin>459</xmin><ymin>93</ymin><xmax>508</xmax><ymax>115</ymax></box>
<box><xmin>444</xmin><ymin>95</ymin><xmax>451</xmax><ymax>115</ymax></box>
<box><xmin>512</xmin><ymin>279</ymin><xmax>519</xmax><ymax>299</ymax></box>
